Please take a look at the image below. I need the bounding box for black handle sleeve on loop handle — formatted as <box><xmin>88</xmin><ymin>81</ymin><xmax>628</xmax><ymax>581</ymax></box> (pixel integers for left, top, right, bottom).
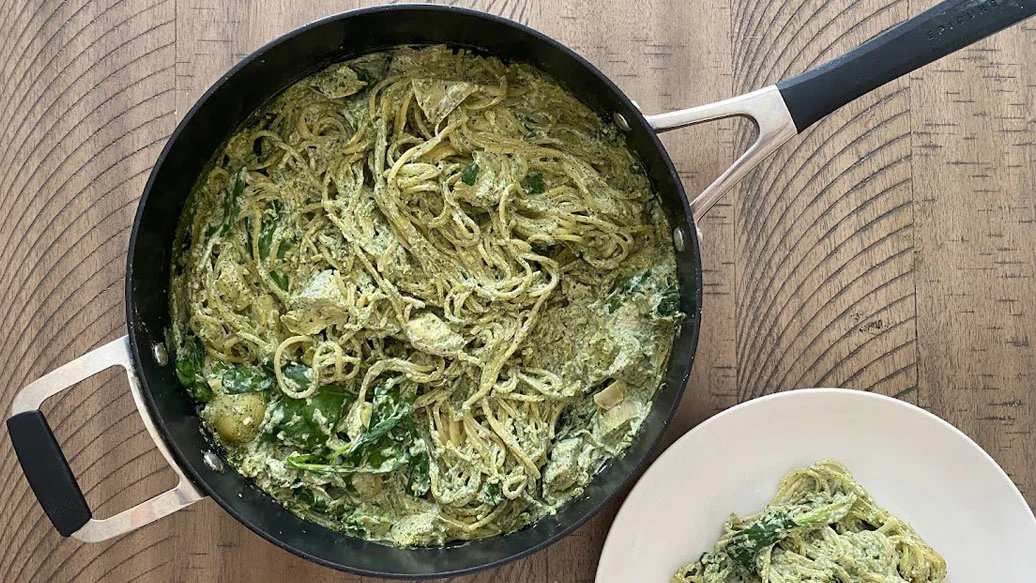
<box><xmin>777</xmin><ymin>0</ymin><xmax>1035</xmax><ymax>132</ymax></box>
<box><xmin>7</xmin><ymin>411</ymin><xmax>91</xmax><ymax>536</ymax></box>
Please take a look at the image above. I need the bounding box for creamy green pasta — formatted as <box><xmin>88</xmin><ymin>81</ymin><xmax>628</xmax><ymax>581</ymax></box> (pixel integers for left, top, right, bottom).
<box><xmin>169</xmin><ymin>46</ymin><xmax>680</xmax><ymax>546</ymax></box>
<box><xmin>673</xmin><ymin>460</ymin><xmax>947</xmax><ymax>583</ymax></box>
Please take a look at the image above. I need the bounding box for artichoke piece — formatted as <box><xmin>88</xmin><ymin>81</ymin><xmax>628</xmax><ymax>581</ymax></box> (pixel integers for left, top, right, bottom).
<box><xmin>412</xmin><ymin>78</ymin><xmax>478</xmax><ymax>125</ymax></box>
<box><xmin>593</xmin><ymin>380</ymin><xmax>627</xmax><ymax>410</ymax></box>
<box><xmin>204</xmin><ymin>392</ymin><xmax>266</xmax><ymax>444</ymax></box>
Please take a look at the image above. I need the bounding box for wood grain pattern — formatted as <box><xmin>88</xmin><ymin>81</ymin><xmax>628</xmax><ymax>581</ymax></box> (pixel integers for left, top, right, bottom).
<box><xmin>0</xmin><ymin>0</ymin><xmax>1032</xmax><ymax>581</ymax></box>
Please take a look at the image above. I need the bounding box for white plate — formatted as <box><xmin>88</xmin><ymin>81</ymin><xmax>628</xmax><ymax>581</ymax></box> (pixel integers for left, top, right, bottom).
<box><xmin>595</xmin><ymin>389</ymin><xmax>1036</xmax><ymax>583</ymax></box>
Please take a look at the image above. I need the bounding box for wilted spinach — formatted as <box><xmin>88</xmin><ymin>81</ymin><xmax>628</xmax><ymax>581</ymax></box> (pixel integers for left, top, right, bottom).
<box><xmin>270</xmin><ymin>271</ymin><xmax>290</xmax><ymax>292</ymax></box>
<box><xmin>175</xmin><ymin>333</ymin><xmax>212</xmax><ymax>403</ymax></box>
<box><xmin>479</xmin><ymin>481</ymin><xmax>503</xmax><ymax>506</ymax></box>
<box><xmin>355</xmin><ymin>67</ymin><xmax>380</xmax><ymax>89</ymax></box>
<box><xmin>281</xmin><ymin>362</ymin><xmax>313</xmax><ymax>393</ymax></box>
<box><xmin>242</xmin><ymin>199</ymin><xmax>292</xmax><ymax>291</ymax></box>
<box><xmin>257</xmin><ymin>200</ymin><xmax>281</xmax><ymax>262</ymax></box>
<box><xmin>725</xmin><ymin>511</ymin><xmax>798</xmax><ymax>570</ymax></box>
<box><xmin>285</xmin><ymin>383</ymin><xmax>430</xmax><ymax>494</ymax></box>
<box><xmin>606</xmin><ymin>273</ymin><xmax>649</xmax><ymax>313</ymax></box>
<box><xmin>526</xmin><ymin>171</ymin><xmax>545</xmax><ymax>194</ymax></box>
<box><xmin>215</xmin><ymin>362</ymin><xmax>273</xmax><ymax>394</ymax></box>
<box><xmin>654</xmin><ymin>287</ymin><xmax>680</xmax><ymax>317</ymax></box>
<box><xmin>292</xmin><ymin>486</ymin><xmax>332</xmax><ymax>514</ymax></box>
<box><xmin>460</xmin><ymin>162</ymin><xmax>479</xmax><ymax>186</ymax></box>
<box><xmin>206</xmin><ymin>169</ymin><xmax>246</xmax><ymax>238</ymax></box>
<box><xmin>615</xmin><ymin>273</ymin><xmax>648</xmax><ymax>294</ymax></box>
<box><xmin>605</xmin><ymin>272</ymin><xmax>677</xmax><ymax>315</ymax></box>
<box><xmin>264</xmin><ymin>382</ymin><xmax>353</xmax><ymax>449</ymax></box>
<box><xmin>407</xmin><ymin>446</ymin><xmax>431</xmax><ymax>496</ymax></box>
<box><xmin>555</xmin><ymin>404</ymin><xmax>596</xmax><ymax>440</ymax></box>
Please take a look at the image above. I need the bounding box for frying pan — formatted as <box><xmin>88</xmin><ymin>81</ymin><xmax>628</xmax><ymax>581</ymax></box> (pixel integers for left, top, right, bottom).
<box><xmin>6</xmin><ymin>0</ymin><xmax>1033</xmax><ymax>578</ymax></box>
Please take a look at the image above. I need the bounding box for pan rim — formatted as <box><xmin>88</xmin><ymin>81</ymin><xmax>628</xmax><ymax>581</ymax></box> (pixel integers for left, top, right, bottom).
<box><xmin>125</xmin><ymin>3</ymin><xmax>703</xmax><ymax>578</ymax></box>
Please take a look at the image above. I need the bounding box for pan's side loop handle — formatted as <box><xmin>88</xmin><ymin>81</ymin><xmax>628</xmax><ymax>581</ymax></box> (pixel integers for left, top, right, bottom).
<box><xmin>6</xmin><ymin>336</ymin><xmax>205</xmax><ymax>542</ymax></box>
<box><xmin>645</xmin><ymin>86</ymin><xmax>798</xmax><ymax>223</ymax></box>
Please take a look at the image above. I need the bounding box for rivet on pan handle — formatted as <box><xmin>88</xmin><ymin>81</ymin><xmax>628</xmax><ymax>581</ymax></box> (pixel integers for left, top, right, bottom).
<box><xmin>7</xmin><ymin>336</ymin><xmax>205</xmax><ymax>542</ymax></box>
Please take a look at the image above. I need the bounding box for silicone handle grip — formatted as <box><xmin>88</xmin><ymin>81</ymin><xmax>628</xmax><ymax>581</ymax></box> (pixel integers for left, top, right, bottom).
<box><xmin>7</xmin><ymin>411</ymin><xmax>91</xmax><ymax>536</ymax></box>
<box><xmin>777</xmin><ymin>0</ymin><xmax>1035</xmax><ymax>131</ymax></box>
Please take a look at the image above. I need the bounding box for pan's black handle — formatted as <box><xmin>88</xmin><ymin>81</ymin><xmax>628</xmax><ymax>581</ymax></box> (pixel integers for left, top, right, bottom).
<box><xmin>777</xmin><ymin>0</ymin><xmax>1035</xmax><ymax>132</ymax></box>
<box><xmin>6</xmin><ymin>336</ymin><xmax>204</xmax><ymax>542</ymax></box>
<box><xmin>7</xmin><ymin>411</ymin><xmax>91</xmax><ymax>536</ymax></box>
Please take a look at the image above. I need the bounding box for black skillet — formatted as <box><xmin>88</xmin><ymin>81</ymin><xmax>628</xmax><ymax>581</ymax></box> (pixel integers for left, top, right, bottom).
<box><xmin>6</xmin><ymin>0</ymin><xmax>1033</xmax><ymax>578</ymax></box>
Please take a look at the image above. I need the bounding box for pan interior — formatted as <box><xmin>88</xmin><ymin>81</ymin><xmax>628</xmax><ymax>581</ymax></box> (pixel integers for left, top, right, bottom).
<box><xmin>126</xmin><ymin>5</ymin><xmax>702</xmax><ymax>577</ymax></box>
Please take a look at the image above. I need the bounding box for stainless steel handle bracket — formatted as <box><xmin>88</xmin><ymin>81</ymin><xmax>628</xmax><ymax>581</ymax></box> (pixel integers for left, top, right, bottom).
<box><xmin>9</xmin><ymin>336</ymin><xmax>205</xmax><ymax>542</ymax></box>
<box><xmin>645</xmin><ymin>86</ymin><xmax>798</xmax><ymax>223</ymax></box>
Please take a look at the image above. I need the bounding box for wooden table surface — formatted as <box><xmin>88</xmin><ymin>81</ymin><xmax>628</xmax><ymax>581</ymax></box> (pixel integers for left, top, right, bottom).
<box><xmin>2</xmin><ymin>0</ymin><xmax>1034</xmax><ymax>581</ymax></box>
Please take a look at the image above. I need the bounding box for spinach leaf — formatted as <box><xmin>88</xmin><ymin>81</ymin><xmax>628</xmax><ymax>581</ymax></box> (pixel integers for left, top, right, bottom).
<box><xmin>276</xmin><ymin>238</ymin><xmax>294</xmax><ymax>260</ymax></box>
<box><xmin>250</xmin><ymin>200</ymin><xmax>291</xmax><ymax>292</ymax></box>
<box><xmin>460</xmin><ymin>162</ymin><xmax>479</xmax><ymax>186</ymax></box>
<box><xmin>725</xmin><ymin>510</ymin><xmax>798</xmax><ymax>571</ymax></box>
<box><xmin>347</xmin><ymin>382</ymin><xmax>412</xmax><ymax>454</ymax></box>
<box><xmin>208</xmin><ymin>169</ymin><xmax>246</xmax><ymax>238</ymax></box>
<box><xmin>355</xmin><ymin>68</ymin><xmax>379</xmax><ymax>88</ymax></box>
<box><xmin>216</xmin><ymin>362</ymin><xmax>273</xmax><ymax>394</ymax></box>
<box><xmin>271</xmin><ymin>271</ymin><xmax>290</xmax><ymax>292</ymax></box>
<box><xmin>407</xmin><ymin>446</ymin><xmax>431</xmax><ymax>496</ymax></box>
<box><xmin>342</xmin><ymin>509</ymin><xmax>391</xmax><ymax>537</ymax></box>
<box><xmin>615</xmin><ymin>273</ymin><xmax>647</xmax><ymax>294</ymax></box>
<box><xmin>257</xmin><ymin>200</ymin><xmax>281</xmax><ymax>262</ymax></box>
<box><xmin>526</xmin><ymin>171</ymin><xmax>545</xmax><ymax>194</ymax></box>
<box><xmin>175</xmin><ymin>334</ymin><xmax>212</xmax><ymax>403</ymax></box>
<box><xmin>606</xmin><ymin>272</ymin><xmax>650</xmax><ymax>314</ymax></box>
<box><xmin>281</xmin><ymin>362</ymin><xmax>312</xmax><ymax>392</ymax></box>
<box><xmin>264</xmin><ymin>384</ymin><xmax>352</xmax><ymax>449</ymax></box>
<box><xmin>285</xmin><ymin>384</ymin><xmax>429</xmax><ymax>492</ymax></box>
<box><xmin>293</xmin><ymin>486</ymin><xmax>331</xmax><ymax>514</ymax></box>
<box><xmin>654</xmin><ymin>287</ymin><xmax>680</xmax><ymax>317</ymax></box>
<box><xmin>479</xmin><ymin>480</ymin><xmax>503</xmax><ymax>506</ymax></box>
<box><xmin>555</xmin><ymin>404</ymin><xmax>595</xmax><ymax>439</ymax></box>
<box><xmin>724</xmin><ymin>500</ymin><xmax>854</xmax><ymax>572</ymax></box>
<box><xmin>175</xmin><ymin>335</ymin><xmax>203</xmax><ymax>387</ymax></box>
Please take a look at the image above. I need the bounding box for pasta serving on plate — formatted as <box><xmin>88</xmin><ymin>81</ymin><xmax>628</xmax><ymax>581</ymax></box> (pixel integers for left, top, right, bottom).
<box><xmin>672</xmin><ymin>460</ymin><xmax>947</xmax><ymax>583</ymax></box>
